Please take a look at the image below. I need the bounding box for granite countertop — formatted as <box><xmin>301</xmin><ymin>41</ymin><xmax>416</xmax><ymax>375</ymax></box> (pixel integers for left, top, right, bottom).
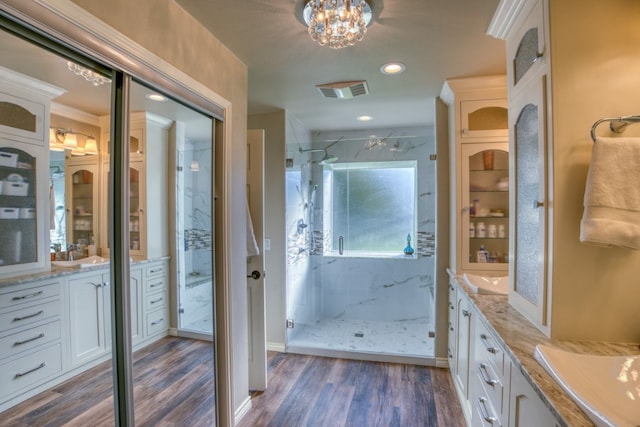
<box><xmin>0</xmin><ymin>256</ymin><xmax>170</xmax><ymax>289</ymax></box>
<box><xmin>449</xmin><ymin>270</ymin><xmax>639</xmax><ymax>427</ymax></box>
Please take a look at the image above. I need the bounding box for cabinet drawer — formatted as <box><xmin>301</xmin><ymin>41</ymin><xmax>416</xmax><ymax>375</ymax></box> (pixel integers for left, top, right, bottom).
<box><xmin>0</xmin><ymin>299</ymin><xmax>61</xmax><ymax>331</ymax></box>
<box><xmin>475</xmin><ymin>360</ymin><xmax>504</xmax><ymax>416</ymax></box>
<box><xmin>475</xmin><ymin>321</ymin><xmax>504</xmax><ymax>377</ymax></box>
<box><xmin>146</xmin><ymin>308</ymin><xmax>168</xmax><ymax>337</ymax></box>
<box><xmin>145</xmin><ymin>275</ymin><xmax>167</xmax><ymax>293</ymax></box>
<box><xmin>0</xmin><ymin>282</ymin><xmax>60</xmax><ymax>310</ymax></box>
<box><xmin>146</xmin><ymin>263</ymin><xmax>167</xmax><ymax>278</ymax></box>
<box><xmin>0</xmin><ymin>320</ymin><xmax>61</xmax><ymax>360</ymax></box>
<box><xmin>474</xmin><ymin>395</ymin><xmax>502</xmax><ymax>427</ymax></box>
<box><xmin>0</xmin><ymin>343</ymin><xmax>62</xmax><ymax>397</ymax></box>
<box><xmin>145</xmin><ymin>290</ymin><xmax>167</xmax><ymax>312</ymax></box>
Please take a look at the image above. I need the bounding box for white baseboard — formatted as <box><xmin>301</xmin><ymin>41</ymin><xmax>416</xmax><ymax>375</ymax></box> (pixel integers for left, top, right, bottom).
<box><xmin>435</xmin><ymin>356</ymin><xmax>450</xmax><ymax>369</ymax></box>
<box><xmin>234</xmin><ymin>395</ymin><xmax>252</xmax><ymax>425</ymax></box>
<box><xmin>266</xmin><ymin>341</ymin><xmax>285</xmax><ymax>352</ymax></box>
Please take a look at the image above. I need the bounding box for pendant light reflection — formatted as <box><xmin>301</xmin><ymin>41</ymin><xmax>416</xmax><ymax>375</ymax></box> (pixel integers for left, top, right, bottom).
<box><xmin>190</xmin><ymin>160</ymin><xmax>200</xmax><ymax>172</ymax></box>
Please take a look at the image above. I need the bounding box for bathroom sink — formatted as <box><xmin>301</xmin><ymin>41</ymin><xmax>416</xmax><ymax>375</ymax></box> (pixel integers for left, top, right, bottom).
<box><xmin>52</xmin><ymin>255</ymin><xmax>109</xmax><ymax>268</ymax></box>
<box><xmin>535</xmin><ymin>344</ymin><xmax>640</xmax><ymax>427</ymax></box>
<box><xmin>462</xmin><ymin>273</ymin><xmax>508</xmax><ymax>295</ymax></box>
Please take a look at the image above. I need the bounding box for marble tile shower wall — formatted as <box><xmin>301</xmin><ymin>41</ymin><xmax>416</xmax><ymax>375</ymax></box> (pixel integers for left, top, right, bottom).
<box><xmin>184</xmin><ymin>143</ymin><xmax>213</xmax><ymax>275</ymax></box>
<box><xmin>286</xmin><ymin>130</ymin><xmax>436</xmax><ymax>327</ymax></box>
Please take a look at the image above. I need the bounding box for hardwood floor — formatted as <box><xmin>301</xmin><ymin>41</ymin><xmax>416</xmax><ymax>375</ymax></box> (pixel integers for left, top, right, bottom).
<box><xmin>1</xmin><ymin>337</ymin><xmax>217</xmax><ymax>427</ymax></box>
<box><xmin>239</xmin><ymin>352</ymin><xmax>465</xmax><ymax>427</ymax></box>
<box><xmin>1</xmin><ymin>337</ymin><xmax>464</xmax><ymax>427</ymax></box>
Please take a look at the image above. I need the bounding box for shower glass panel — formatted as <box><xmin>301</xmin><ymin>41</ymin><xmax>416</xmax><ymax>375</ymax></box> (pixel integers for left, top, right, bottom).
<box><xmin>286</xmin><ymin>132</ymin><xmax>436</xmax><ymax>360</ymax></box>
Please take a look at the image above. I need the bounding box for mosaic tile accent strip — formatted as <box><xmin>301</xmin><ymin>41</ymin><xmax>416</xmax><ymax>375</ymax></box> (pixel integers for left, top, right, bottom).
<box><xmin>416</xmin><ymin>231</ymin><xmax>435</xmax><ymax>257</ymax></box>
<box><xmin>184</xmin><ymin>229</ymin><xmax>212</xmax><ymax>250</ymax></box>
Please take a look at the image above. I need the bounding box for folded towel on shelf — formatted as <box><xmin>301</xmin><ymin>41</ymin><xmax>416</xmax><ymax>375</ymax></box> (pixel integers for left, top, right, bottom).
<box><xmin>580</xmin><ymin>136</ymin><xmax>640</xmax><ymax>249</ymax></box>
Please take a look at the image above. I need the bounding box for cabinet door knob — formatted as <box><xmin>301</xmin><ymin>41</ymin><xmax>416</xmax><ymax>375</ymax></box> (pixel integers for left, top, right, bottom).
<box><xmin>533</xmin><ymin>200</ymin><xmax>544</xmax><ymax>208</ymax></box>
<box><xmin>462</xmin><ymin>309</ymin><xmax>471</xmax><ymax>317</ymax></box>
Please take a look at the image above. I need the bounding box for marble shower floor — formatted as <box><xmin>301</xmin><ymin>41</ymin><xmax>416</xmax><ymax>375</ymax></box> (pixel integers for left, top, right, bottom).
<box><xmin>287</xmin><ymin>317</ymin><xmax>434</xmax><ymax>357</ymax></box>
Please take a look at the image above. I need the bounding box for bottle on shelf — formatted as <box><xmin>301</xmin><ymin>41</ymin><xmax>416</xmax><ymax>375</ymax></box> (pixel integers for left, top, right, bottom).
<box><xmin>477</xmin><ymin>245</ymin><xmax>489</xmax><ymax>263</ymax></box>
<box><xmin>498</xmin><ymin>224</ymin><xmax>506</xmax><ymax>238</ymax></box>
<box><xmin>488</xmin><ymin>224</ymin><xmax>497</xmax><ymax>238</ymax></box>
<box><xmin>469</xmin><ymin>222</ymin><xmax>475</xmax><ymax>238</ymax></box>
<box><xmin>476</xmin><ymin>222</ymin><xmax>486</xmax><ymax>238</ymax></box>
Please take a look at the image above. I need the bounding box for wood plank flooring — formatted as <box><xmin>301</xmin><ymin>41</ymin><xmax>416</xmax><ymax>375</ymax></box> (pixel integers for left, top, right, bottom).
<box><xmin>238</xmin><ymin>352</ymin><xmax>465</xmax><ymax>427</ymax></box>
<box><xmin>1</xmin><ymin>337</ymin><xmax>464</xmax><ymax>427</ymax></box>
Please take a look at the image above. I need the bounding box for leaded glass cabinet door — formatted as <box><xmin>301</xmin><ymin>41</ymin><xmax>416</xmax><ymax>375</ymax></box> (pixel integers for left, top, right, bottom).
<box><xmin>511</xmin><ymin>77</ymin><xmax>548</xmax><ymax>328</ymax></box>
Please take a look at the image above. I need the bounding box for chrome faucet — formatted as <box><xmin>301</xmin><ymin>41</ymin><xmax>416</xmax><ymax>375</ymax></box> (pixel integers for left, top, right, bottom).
<box><xmin>67</xmin><ymin>245</ymin><xmax>75</xmax><ymax>261</ymax></box>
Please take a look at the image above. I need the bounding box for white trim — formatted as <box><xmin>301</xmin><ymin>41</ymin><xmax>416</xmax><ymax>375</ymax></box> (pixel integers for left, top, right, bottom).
<box><xmin>34</xmin><ymin>0</ymin><xmax>230</xmax><ymax>111</ymax></box>
<box><xmin>233</xmin><ymin>395</ymin><xmax>253</xmax><ymax>426</ymax></box>
<box><xmin>266</xmin><ymin>342</ymin><xmax>286</xmax><ymax>353</ymax></box>
<box><xmin>435</xmin><ymin>357</ymin><xmax>450</xmax><ymax>369</ymax></box>
<box><xmin>486</xmin><ymin>0</ymin><xmax>530</xmax><ymax>40</ymax></box>
<box><xmin>0</xmin><ymin>64</ymin><xmax>65</xmax><ymax>99</ymax></box>
<box><xmin>285</xmin><ymin>345</ymin><xmax>437</xmax><ymax>367</ymax></box>
<box><xmin>51</xmin><ymin>101</ymin><xmax>100</xmax><ymax>126</ymax></box>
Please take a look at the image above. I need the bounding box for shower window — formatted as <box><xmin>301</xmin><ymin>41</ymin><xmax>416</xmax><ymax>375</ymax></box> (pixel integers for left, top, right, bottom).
<box><xmin>325</xmin><ymin>160</ymin><xmax>417</xmax><ymax>256</ymax></box>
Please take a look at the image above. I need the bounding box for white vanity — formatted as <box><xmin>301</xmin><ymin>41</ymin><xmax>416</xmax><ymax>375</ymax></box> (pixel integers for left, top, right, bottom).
<box><xmin>0</xmin><ymin>258</ymin><xmax>170</xmax><ymax>412</ymax></box>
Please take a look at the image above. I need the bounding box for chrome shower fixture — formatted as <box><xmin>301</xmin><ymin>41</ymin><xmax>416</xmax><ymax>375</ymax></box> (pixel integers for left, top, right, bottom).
<box><xmin>299</xmin><ymin>147</ymin><xmax>338</xmax><ymax>165</ymax></box>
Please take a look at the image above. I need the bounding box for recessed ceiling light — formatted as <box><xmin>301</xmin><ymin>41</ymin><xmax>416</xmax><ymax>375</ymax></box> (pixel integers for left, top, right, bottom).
<box><xmin>146</xmin><ymin>93</ymin><xmax>167</xmax><ymax>102</ymax></box>
<box><xmin>380</xmin><ymin>62</ymin><xmax>406</xmax><ymax>75</ymax></box>
<box><xmin>357</xmin><ymin>115</ymin><xmax>373</xmax><ymax>122</ymax></box>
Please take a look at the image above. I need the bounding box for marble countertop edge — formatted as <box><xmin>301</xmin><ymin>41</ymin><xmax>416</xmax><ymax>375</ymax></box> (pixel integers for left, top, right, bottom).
<box><xmin>449</xmin><ymin>270</ymin><xmax>639</xmax><ymax>427</ymax></box>
<box><xmin>0</xmin><ymin>256</ymin><xmax>171</xmax><ymax>288</ymax></box>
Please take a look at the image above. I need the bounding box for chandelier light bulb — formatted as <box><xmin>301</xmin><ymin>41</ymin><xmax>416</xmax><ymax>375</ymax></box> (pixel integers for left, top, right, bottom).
<box><xmin>303</xmin><ymin>0</ymin><xmax>372</xmax><ymax>49</ymax></box>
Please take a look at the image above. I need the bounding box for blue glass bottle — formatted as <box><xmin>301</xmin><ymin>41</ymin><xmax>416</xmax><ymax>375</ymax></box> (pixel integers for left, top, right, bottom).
<box><xmin>404</xmin><ymin>233</ymin><xmax>414</xmax><ymax>255</ymax></box>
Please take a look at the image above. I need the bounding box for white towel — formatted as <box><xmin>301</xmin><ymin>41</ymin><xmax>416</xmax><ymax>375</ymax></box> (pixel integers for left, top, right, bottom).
<box><xmin>580</xmin><ymin>136</ymin><xmax>640</xmax><ymax>249</ymax></box>
<box><xmin>246</xmin><ymin>199</ymin><xmax>260</xmax><ymax>257</ymax></box>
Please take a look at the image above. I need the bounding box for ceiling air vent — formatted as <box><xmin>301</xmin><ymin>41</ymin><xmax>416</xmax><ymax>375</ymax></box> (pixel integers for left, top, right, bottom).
<box><xmin>316</xmin><ymin>80</ymin><xmax>369</xmax><ymax>99</ymax></box>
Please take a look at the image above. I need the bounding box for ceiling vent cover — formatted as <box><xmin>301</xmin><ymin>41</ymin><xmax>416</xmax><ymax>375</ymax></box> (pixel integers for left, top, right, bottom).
<box><xmin>316</xmin><ymin>80</ymin><xmax>369</xmax><ymax>99</ymax></box>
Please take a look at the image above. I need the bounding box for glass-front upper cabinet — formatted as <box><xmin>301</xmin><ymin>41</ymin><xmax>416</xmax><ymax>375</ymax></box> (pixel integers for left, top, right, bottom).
<box><xmin>0</xmin><ymin>147</ymin><xmax>38</xmax><ymax>267</ymax></box>
<box><xmin>461</xmin><ymin>143</ymin><xmax>509</xmax><ymax>273</ymax></box>
<box><xmin>66</xmin><ymin>164</ymin><xmax>98</xmax><ymax>253</ymax></box>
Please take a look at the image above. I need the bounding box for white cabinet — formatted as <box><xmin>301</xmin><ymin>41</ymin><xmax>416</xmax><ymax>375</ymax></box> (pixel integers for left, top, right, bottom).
<box><xmin>441</xmin><ymin>76</ymin><xmax>509</xmax><ymax>276</ymax></box>
<box><xmin>68</xmin><ymin>272</ymin><xmax>110</xmax><ymax>366</ymax></box>
<box><xmin>143</xmin><ymin>261</ymin><xmax>169</xmax><ymax>339</ymax></box>
<box><xmin>471</xmin><ymin>317</ymin><xmax>507</xmax><ymax>427</ymax></box>
<box><xmin>99</xmin><ymin>112</ymin><xmax>171</xmax><ymax>260</ymax></box>
<box><xmin>508</xmin><ymin>362</ymin><xmax>558</xmax><ymax>427</ymax></box>
<box><xmin>68</xmin><ymin>266</ymin><xmax>146</xmax><ymax>365</ymax></box>
<box><xmin>0</xmin><ymin>68</ymin><xmax>64</xmax><ymax>279</ymax></box>
<box><xmin>448</xmin><ymin>275</ymin><xmax>475</xmax><ymax>424</ymax></box>
<box><xmin>490</xmin><ymin>0</ymin><xmax>640</xmax><ymax>342</ymax></box>
<box><xmin>0</xmin><ymin>279</ymin><xmax>64</xmax><ymax>404</ymax></box>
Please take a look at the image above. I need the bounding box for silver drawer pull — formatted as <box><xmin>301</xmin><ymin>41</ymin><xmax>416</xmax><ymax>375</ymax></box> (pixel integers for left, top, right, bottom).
<box><xmin>449</xmin><ymin>303</ymin><xmax>454</xmax><ymax>310</ymax></box>
<box><xmin>15</xmin><ymin>362</ymin><xmax>46</xmax><ymax>379</ymax></box>
<box><xmin>151</xmin><ymin>318</ymin><xmax>164</xmax><ymax>326</ymax></box>
<box><xmin>149</xmin><ymin>281</ymin><xmax>163</xmax><ymax>288</ymax></box>
<box><xmin>13</xmin><ymin>310</ymin><xmax>44</xmax><ymax>322</ymax></box>
<box><xmin>477</xmin><ymin>397</ymin><xmax>497</xmax><ymax>424</ymax></box>
<box><xmin>462</xmin><ymin>309</ymin><xmax>471</xmax><ymax>317</ymax></box>
<box><xmin>12</xmin><ymin>290</ymin><xmax>44</xmax><ymax>301</ymax></box>
<box><xmin>149</xmin><ymin>268</ymin><xmax>163</xmax><ymax>274</ymax></box>
<box><xmin>14</xmin><ymin>333</ymin><xmax>45</xmax><ymax>346</ymax></box>
<box><xmin>150</xmin><ymin>298</ymin><xmax>163</xmax><ymax>304</ymax></box>
<box><xmin>480</xmin><ymin>333</ymin><xmax>499</xmax><ymax>354</ymax></box>
<box><xmin>479</xmin><ymin>363</ymin><xmax>498</xmax><ymax>386</ymax></box>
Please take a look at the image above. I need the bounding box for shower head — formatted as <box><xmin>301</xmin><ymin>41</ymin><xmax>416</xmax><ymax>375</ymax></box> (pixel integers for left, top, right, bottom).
<box><xmin>299</xmin><ymin>147</ymin><xmax>338</xmax><ymax>165</ymax></box>
<box><xmin>318</xmin><ymin>152</ymin><xmax>337</xmax><ymax>165</ymax></box>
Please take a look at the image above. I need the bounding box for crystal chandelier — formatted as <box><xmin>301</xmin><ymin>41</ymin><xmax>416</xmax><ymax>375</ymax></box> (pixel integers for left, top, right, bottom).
<box><xmin>303</xmin><ymin>0</ymin><xmax>373</xmax><ymax>49</ymax></box>
<box><xmin>67</xmin><ymin>61</ymin><xmax>111</xmax><ymax>86</ymax></box>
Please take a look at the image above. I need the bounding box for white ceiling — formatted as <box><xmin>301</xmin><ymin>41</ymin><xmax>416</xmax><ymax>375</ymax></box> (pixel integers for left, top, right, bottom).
<box><xmin>175</xmin><ymin>0</ymin><xmax>507</xmax><ymax>132</ymax></box>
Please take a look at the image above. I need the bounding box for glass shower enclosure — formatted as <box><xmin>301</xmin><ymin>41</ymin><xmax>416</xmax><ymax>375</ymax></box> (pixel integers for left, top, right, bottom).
<box><xmin>285</xmin><ymin>131</ymin><xmax>437</xmax><ymax>361</ymax></box>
